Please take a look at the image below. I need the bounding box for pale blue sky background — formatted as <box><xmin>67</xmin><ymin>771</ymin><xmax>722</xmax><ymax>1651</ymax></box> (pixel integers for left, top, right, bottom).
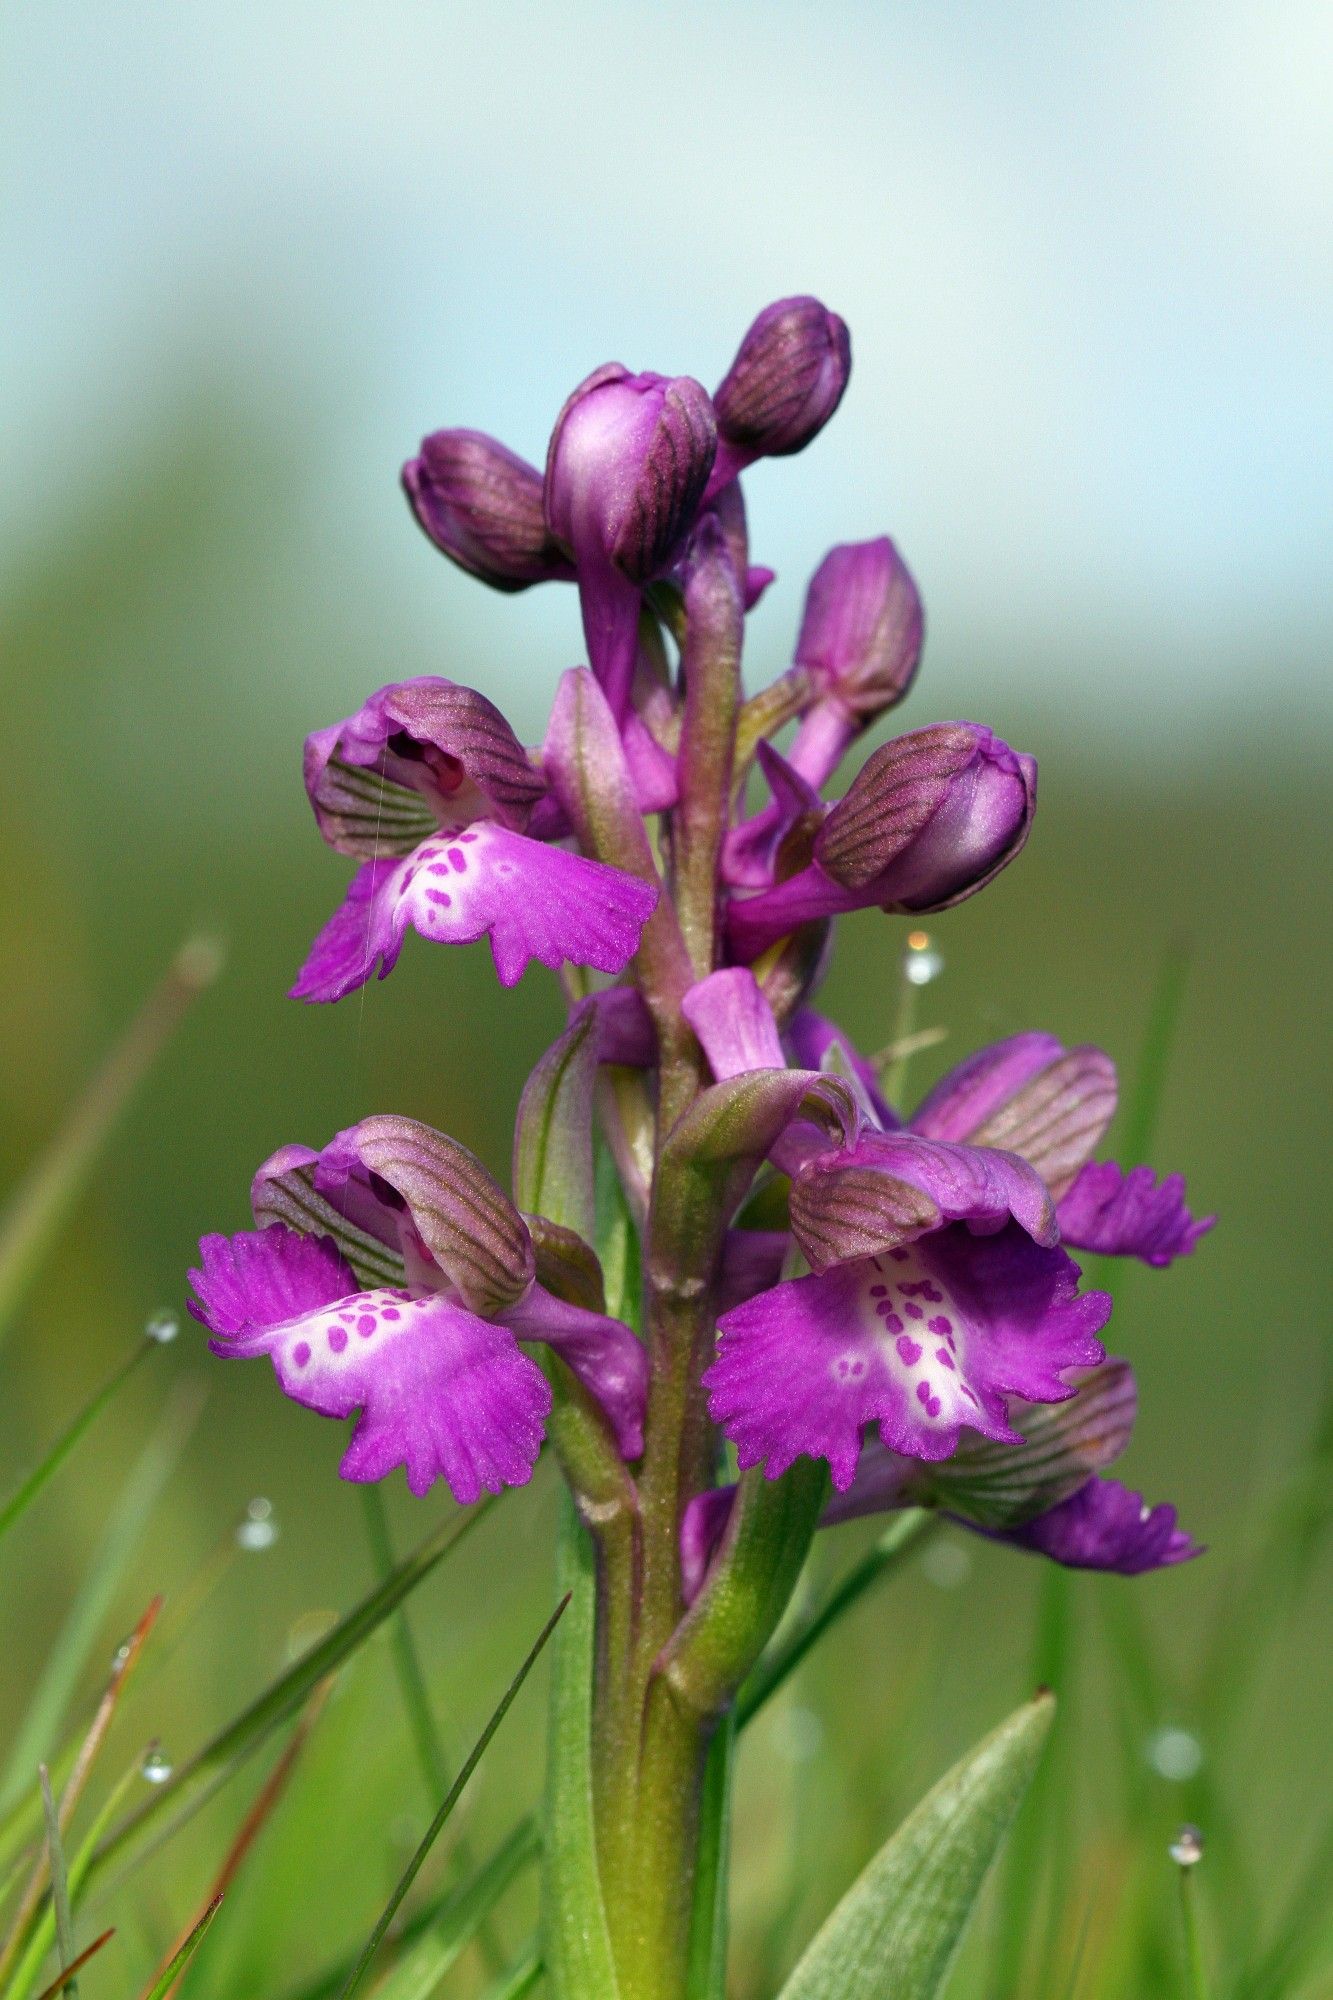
<box><xmin>4</xmin><ymin>0</ymin><xmax>1329</xmax><ymax>748</ymax></box>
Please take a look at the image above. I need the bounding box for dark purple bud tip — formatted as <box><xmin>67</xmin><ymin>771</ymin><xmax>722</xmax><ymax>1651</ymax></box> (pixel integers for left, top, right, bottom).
<box><xmin>796</xmin><ymin>538</ymin><xmax>924</xmax><ymax>717</ymax></box>
<box><xmin>544</xmin><ymin>365</ymin><xmax>718</xmax><ymax>584</ymax></box>
<box><xmin>404</xmin><ymin>430</ymin><xmax>576</xmax><ymax>592</ymax></box>
<box><xmin>714</xmin><ymin>295</ymin><xmax>851</xmax><ymax>462</ymax></box>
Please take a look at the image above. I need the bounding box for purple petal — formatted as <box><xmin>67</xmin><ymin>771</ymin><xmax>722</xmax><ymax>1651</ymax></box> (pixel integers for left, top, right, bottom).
<box><xmin>1056</xmin><ymin>1161</ymin><xmax>1215</xmax><ymax>1267</ymax></box>
<box><xmin>910</xmin><ymin>1034</ymin><xmax>1068</xmax><ymax>1142</ymax></box>
<box><xmin>790</xmin><ymin>1130</ymin><xmax>1058</xmax><ymax>1273</ymax></box>
<box><xmin>816</xmin><ymin>723</ymin><xmax>1037</xmax><ymax>909</ymax></box>
<box><xmin>293</xmin><ymin>823</ymin><xmax>657</xmax><ymax>998</ymax></box>
<box><xmin>681</xmin><ymin>1485</ymin><xmax>737</xmax><ymax>1603</ymax></box>
<box><xmin>683</xmin><ymin>969</ymin><xmax>786</xmax><ymax>1080</ymax></box>
<box><xmin>403</xmin><ymin>429</ymin><xmax>576</xmax><ymax>591</ymax></box>
<box><xmin>504</xmin><ymin>1282</ymin><xmax>648</xmax><ymax>1460</ymax></box>
<box><xmin>722</xmin><ymin>741</ymin><xmax>823</xmax><ymax>890</ymax></box>
<box><xmin>911</xmin><ymin>1034</ymin><xmax>1118</xmax><ymax>1198</ymax></box>
<box><xmin>194</xmin><ymin>1229</ymin><xmax>549</xmax><ymax>1503</ymax></box>
<box><xmin>303</xmin><ymin>677</ymin><xmax>545</xmax><ymax>857</ymax></box>
<box><xmin>707</xmin><ymin>1225</ymin><xmax>1107</xmax><ymax>1487</ymax></box>
<box><xmin>718</xmin><ymin>1229</ymin><xmax>789</xmax><ymax>1313</ymax></box>
<box><xmin>999</xmin><ymin>1476</ymin><xmax>1201</xmax><ymax>1574</ymax></box>
<box><xmin>251</xmin><ymin>1143</ymin><xmax>407</xmax><ymax>1287</ymax></box>
<box><xmin>188</xmin><ymin>1224</ymin><xmax>353</xmax><ymax>1338</ymax></box>
<box><xmin>319</xmin><ymin>1115</ymin><xmax>534</xmax><ymax>1319</ymax></box>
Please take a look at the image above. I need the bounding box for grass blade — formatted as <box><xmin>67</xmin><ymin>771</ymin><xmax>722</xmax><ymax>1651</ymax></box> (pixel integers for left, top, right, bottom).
<box><xmin>776</xmin><ymin>1693</ymin><xmax>1055</xmax><ymax>2000</ymax></box>
<box><xmin>0</xmin><ymin>1595</ymin><xmax>161</xmax><ymax>1925</ymax></box>
<box><xmin>0</xmin><ymin>1388</ymin><xmax>201</xmax><ymax>1818</ymax></box>
<box><xmin>270</xmin><ymin>1820</ymin><xmax>539</xmax><ymax>2000</ymax></box>
<box><xmin>7</xmin><ymin>1757</ymin><xmax>142</xmax><ymax>2000</ymax></box>
<box><xmin>88</xmin><ymin>1497</ymin><xmax>495</xmax><ymax>1890</ymax></box>
<box><xmin>336</xmin><ymin>1593</ymin><xmax>568</xmax><ymax>2000</ymax></box>
<box><xmin>358</xmin><ymin>1489</ymin><xmax>449</xmax><ymax>1801</ymax></box>
<box><xmin>0</xmin><ymin>1339</ymin><xmax>158</xmax><ymax>1547</ymax></box>
<box><xmin>992</xmin><ymin>1563</ymin><xmax>1076</xmax><ymax>1993</ymax></box>
<box><xmin>36</xmin><ymin>1773</ymin><xmax>74</xmax><ymax>1995</ymax></box>
<box><xmin>366</xmin><ymin>1818</ymin><xmax>540</xmax><ymax>2000</ymax></box>
<box><xmin>736</xmin><ymin>1511</ymin><xmax>933</xmax><ymax>1729</ymax></box>
<box><xmin>29</xmin><ymin>1930</ymin><xmax>114</xmax><ymax>2000</ymax></box>
<box><xmin>0</xmin><ymin>936</ymin><xmax>223</xmax><ymax>1351</ymax></box>
<box><xmin>685</xmin><ymin>1714</ymin><xmax>734</xmax><ymax>2000</ymax></box>
<box><xmin>136</xmin><ymin>1893</ymin><xmax>223</xmax><ymax>2000</ymax></box>
<box><xmin>481</xmin><ymin>1950</ymin><xmax>542</xmax><ymax>2000</ymax></box>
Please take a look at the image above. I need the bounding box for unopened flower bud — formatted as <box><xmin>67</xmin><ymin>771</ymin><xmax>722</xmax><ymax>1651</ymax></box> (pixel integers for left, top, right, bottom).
<box><xmin>711</xmin><ymin>295</ymin><xmax>851</xmax><ymax>487</ymax></box>
<box><xmin>545</xmin><ymin>365</ymin><xmax>717</xmax><ymax>585</ymax></box>
<box><xmin>816</xmin><ymin>723</ymin><xmax>1036</xmax><ymax>911</ymax></box>
<box><xmin>544</xmin><ymin>365</ymin><xmax>716</xmax><ymax>715</ymax></box>
<box><xmin>796</xmin><ymin>539</ymin><xmax>923</xmax><ymax>718</ymax></box>
<box><xmin>403</xmin><ymin>430</ymin><xmax>575</xmax><ymax>592</ymax></box>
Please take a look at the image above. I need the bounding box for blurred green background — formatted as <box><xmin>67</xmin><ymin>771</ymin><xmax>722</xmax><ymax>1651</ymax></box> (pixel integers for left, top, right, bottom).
<box><xmin>2</xmin><ymin>3</ymin><xmax>1330</xmax><ymax>1995</ymax></box>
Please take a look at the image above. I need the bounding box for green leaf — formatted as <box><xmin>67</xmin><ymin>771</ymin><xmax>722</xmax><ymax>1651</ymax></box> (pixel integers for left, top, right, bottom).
<box><xmin>88</xmin><ymin>1498</ymin><xmax>495</xmax><ymax>1893</ymax></box>
<box><xmin>540</xmin><ymin>1493</ymin><xmax>621</xmax><ymax>2000</ymax></box>
<box><xmin>335</xmin><ymin>1594</ymin><xmax>566</xmax><ymax>2000</ymax></box>
<box><xmin>595</xmin><ymin>1150</ymin><xmax>641</xmax><ymax>1333</ymax></box>
<box><xmin>0</xmin><ymin>935</ymin><xmax>222</xmax><ymax>1351</ymax></box>
<box><xmin>776</xmin><ymin>1692</ymin><xmax>1055</xmax><ymax>2000</ymax></box>
<box><xmin>513</xmin><ymin>1007</ymin><xmax>597</xmax><ymax>1240</ymax></box>
<box><xmin>368</xmin><ymin>1818</ymin><xmax>540</xmax><ymax>2000</ymax></box>
<box><xmin>136</xmin><ymin>1892</ymin><xmax>223</xmax><ymax>2000</ymax></box>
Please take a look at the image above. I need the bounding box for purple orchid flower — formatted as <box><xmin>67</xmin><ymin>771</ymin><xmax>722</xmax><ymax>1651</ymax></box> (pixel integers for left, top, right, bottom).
<box><xmin>290</xmin><ymin>677</ymin><xmax>658</xmax><ymax>998</ymax></box>
<box><xmin>726</xmin><ymin>722</ymin><xmax>1037</xmax><ymax>962</ymax></box>
<box><xmin>686</xmin><ymin>971</ymin><xmax>1110</xmax><ymax>1490</ymax></box>
<box><xmin>544</xmin><ymin>365</ymin><xmax>717</xmax><ymax>719</ymax></box>
<box><xmin>682</xmin><ymin>1358</ymin><xmax>1199</xmax><ymax>1598</ymax></box>
<box><xmin>188</xmin><ymin>1116</ymin><xmax>647</xmax><ymax>1503</ymax></box>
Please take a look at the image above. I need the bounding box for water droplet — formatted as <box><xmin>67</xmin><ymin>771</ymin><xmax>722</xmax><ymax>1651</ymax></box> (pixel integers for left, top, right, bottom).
<box><xmin>236</xmin><ymin>1497</ymin><xmax>278</xmax><ymax>1552</ymax></box>
<box><xmin>145</xmin><ymin>1310</ymin><xmax>179</xmax><ymax>1345</ymax></box>
<box><xmin>1170</xmin><ymin>1824</ymin><xmax>1204</xmax><ymax>1867</ymax></box>
<box><xmin>111</xmin><ymin>1640</ymin><xmax>133</xmax><ymax>1670</ymax></box>
<box><xmin>772</xmin><ymin>1705</ymin><xmax>824</xmax><ymax>1764</ymax></box>
<box><xmin>141</xmin><ymin>1746</ymin><xmax>173</xmax><ymax>1785</ymax></box>
<box><xmin>921</xmin><ymin>1537</ymin><xmax>972</xmax><ymax>1590</ymax></box>
<box><xmin>903</xmin><ymin>933</ymin><xmax>944</xmax><ymax>986</ymax></box>
<box><xmin>1147</xmin><ymin>1726</ymin><xmax>1203</xmax><ymax>1782</ymax></box>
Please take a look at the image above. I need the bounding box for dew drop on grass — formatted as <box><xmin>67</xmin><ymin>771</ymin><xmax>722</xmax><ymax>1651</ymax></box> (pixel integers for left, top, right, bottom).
<box><xmin>1170</xmin><ymin>1824</ymin><xmax>1204</xmax><ymax>1867</ymax></box>
<box><xmin>236</xmin><ymin>1496</ymin><xmax>278</xmax><ymax>1551</ymax></box>
<box><xmin>141</xmin><ymin>1746</ymin><xmax>173</xmax><ymax>1784</ymax></box>
<box><xmin>921</xmin><ymin>1537</ymin><xmax>971</xmax><ymax>1589</ymax></box>
<box><xmin>145</xmin><ymin>1310</ymin><xmax>179</xmax><ymax>1345</ymax></box>
<box><xmin>904</xmin><ymin>931</ymin><xmax>944</xmax><ymax>985</ymax></box>
<box><xmin>1147</xmin><ymin>1726</ymin><xmax>1203</xmax><ymax>1781</ymax></box>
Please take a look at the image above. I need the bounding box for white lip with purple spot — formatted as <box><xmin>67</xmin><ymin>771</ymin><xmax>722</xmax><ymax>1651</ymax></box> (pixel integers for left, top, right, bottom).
<box><xmin>838</xmin><ymin>1248</ymin><xmax>979</xmax><ymax>1430</ymax></box>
